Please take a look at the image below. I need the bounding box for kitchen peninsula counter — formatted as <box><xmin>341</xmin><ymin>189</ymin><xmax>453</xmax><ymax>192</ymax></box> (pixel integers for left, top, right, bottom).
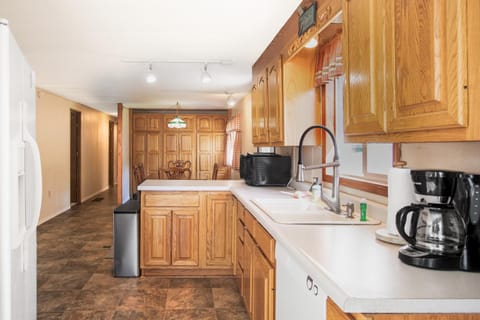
<box><xmin>138</xmin><ymin>180</ymin><xmax>480</xmax><ymax>314</ymax></box>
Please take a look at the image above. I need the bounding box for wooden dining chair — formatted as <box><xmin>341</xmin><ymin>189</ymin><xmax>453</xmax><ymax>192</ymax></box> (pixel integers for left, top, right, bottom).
<box><xmin>212</xmin><ymin>163</ymin><xmax>219</xmax><ymax>180</ymax></box>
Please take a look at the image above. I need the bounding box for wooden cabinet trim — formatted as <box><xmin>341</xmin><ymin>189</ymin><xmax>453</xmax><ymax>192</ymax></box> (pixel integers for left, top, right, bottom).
<box><xmin>144</xmin><ymin>192</ymin><xmax>200</xmax><ymax>207</ymax></box>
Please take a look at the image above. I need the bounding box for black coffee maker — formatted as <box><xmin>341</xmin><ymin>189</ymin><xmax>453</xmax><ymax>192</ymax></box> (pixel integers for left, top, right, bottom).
<box><xmin>395</xmin><ymin>170</ymin><xmax>480</xmax><ymax>271</ymax></box>
<box><xmin>455</xmin><ymin>173</ymin><xmax>480</xmax><ymax>271</ymax></box>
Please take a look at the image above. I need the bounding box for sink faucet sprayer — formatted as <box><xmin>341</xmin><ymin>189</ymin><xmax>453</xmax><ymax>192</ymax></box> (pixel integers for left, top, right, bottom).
<box><xmin>296</xmin><ymin>125</ymin><xmax>341</xmax><ymax>214</ymax></box>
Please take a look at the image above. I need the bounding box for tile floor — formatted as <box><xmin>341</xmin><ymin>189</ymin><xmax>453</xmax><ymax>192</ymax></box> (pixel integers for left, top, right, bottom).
<box><xmin>37</xmin><ymin>188</ymin><xmax>249</xmax><ymax>320</ymax></box>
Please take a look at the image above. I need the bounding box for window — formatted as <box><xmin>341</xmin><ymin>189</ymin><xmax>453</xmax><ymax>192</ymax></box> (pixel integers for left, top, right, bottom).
<box><xmin>322</xmin><ymin>76</ymin><xmax>394</xmax><ymax>196</ymax></box>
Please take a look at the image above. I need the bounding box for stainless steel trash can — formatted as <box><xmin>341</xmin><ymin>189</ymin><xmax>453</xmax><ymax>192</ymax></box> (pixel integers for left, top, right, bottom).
<box><xmin>113</xmin><ymin>199</ymin><xmax>140</xmax><ymax>277</ymax></box>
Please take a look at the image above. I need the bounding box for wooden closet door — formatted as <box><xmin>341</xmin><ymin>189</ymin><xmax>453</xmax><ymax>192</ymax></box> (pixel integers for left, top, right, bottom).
<box><xmin>146</xmin><ymin>132</ymin><xmax>161</xmax><ymax>177</ymax></box>
<box><xmin>385</xmin><ymin>0</ymin><xmax>468</xmax><ymax>132</ymax></box>
<box><xmin>197</xmin><ymin>133</ymin><xmax>212</xmax><ymax>180</ymax></box>
<box><xmin>179</xmin><ymin>133</ymin><xmax>196</xmax><ymax>176</ymax></box>
<box><xmin>132</xmin><ymin>132</ymin><xmax>146</xmax><ymax>167</ymax></box>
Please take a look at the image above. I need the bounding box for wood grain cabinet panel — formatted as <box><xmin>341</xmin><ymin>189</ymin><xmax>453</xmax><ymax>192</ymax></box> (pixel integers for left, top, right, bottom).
<box><xmin>252</xmin><ymin>75</ymin><xmax>269</xmax><ymax>145</ymax></box>
<box><xmin>133</xmin><ymin>114</ymin><xmax>147</xmax><ymax>131</ymax></box>
<box><xmin>266</xmin><ymin>58</ymin><xmax>284</xmax><ymax>145</ymax></box>
<box><xmin>147</xmin><ymin>114</ymin><xmax>163</xmax><ymax>131</ymax></box>
<box><xmin>385</xmin><ymin>0</ymin><xmax>468</xmax><ymax>132</ymax></box>
<box><xmin>172</xmin><ymin>209</ymin><xmax>199</xmax><ymax>266</ymax></box>
<box><xmin>197</xmin><ymin>115</ymin><xmax>212</xmax><ymax>132</ymax></box>
<box><xmin>343</xmin><ymin>0</ymin><xmax>475</xmax><ymax>142</ymax></box>
<box><xmin>212</xmin><ymin>116</ymin><xmax>227</xmax><ymax>132</ymax></box>
<box><xmin>142</xmin><ymin>209</ymin><xmax>171</xmax><ymax>267</ymax></box>
<box><xmin>146</xmin><ymin>132</ymin><xmax>161</xmax><ymax>177</ymax></box>
<box><xmin>206</xmin><ymin>193</ymin><xmax>233</xmax><ymax>267</ymax></box>
<box><xmin>343</xmin><ymin>0</ymin><xmax>387</xmax><ymax>135</ymax></box>
<box><xmin>252</xmin><ymin>248</ymin><xmax>275</xmax><ymax>320</ymax></box>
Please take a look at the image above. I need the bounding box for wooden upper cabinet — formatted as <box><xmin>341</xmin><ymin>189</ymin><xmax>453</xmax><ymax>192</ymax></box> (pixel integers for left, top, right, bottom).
<box><xmin>343</xmin><ymin>0</ymin><xmax>387</xmax><ymax>135</ymax></box>
<box><xmin>197</xmin><ymin>116</ymin><xmax>212</xmax><ymax>132</ymax></box>
<box><xmin>252</xmin><ymin>74</ymin><xmax>269</xmax><ymax>145</ymax></box>
<box><xmin>384</xmin><ymin>0</ymin><xmax>468</xmax><ymax>132</ymax></box>
<box><xmin>212</xmin><ymin>116</ymin><xmax>227</xmax><ymax>132</ymax></box>
<box><xmin>133</xmin><ymin>113</ymin><xmax>148</xmax><ymax>131</ymax></box>
<box><xmin>267</xmin><ymin>58</ymin><xmax>284</xmax><ymax>144</ymax></box>
<box><xmin>343</xmin><ymin>0</ymin><xmax>475</xmax><ymax>142</ymax></box>
<box><xmin>147</xmin><ymin>114</ymin><xmax>163</xmax><ymax>131</ymax></box>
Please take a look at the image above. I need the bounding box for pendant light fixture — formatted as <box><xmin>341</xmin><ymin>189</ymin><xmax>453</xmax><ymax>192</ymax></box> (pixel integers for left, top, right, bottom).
<box><xmin>167</xmin><ymin>102</ymin><xmax>187</xmax><ymax>129</ymax></box>
<box><xmin>145</xmin><ymin>63</ymin><xmax>157</xmax><ymax>83</ymax></box>
<box><xmin>201</xmin><ymin>63</ymin><xmax>212</xmax><ymax>83</ymax></box>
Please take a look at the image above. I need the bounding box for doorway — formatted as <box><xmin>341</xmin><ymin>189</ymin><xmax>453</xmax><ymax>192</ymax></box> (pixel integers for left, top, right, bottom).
<box><xmin>70</xmin><ymin>109</ymin><xmax>81</xmax><ymax>205</ymax></box>
<box><xmin>108</xmin><ymin>120</ymin><xmax>115</xmax><ymax>187</ymax></box>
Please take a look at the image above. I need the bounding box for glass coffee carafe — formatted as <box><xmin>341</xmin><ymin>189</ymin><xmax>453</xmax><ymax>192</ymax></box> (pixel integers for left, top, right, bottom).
<box><xmin>396</xmin><ymin>203</ymin><xmax>466</xmax><ymax>255</ymax></box>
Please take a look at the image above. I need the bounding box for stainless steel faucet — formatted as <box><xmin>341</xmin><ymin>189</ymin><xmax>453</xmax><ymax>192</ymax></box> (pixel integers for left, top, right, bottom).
<box><xmin>296</xmin><ymin>125</ymin><xmax>341</xmax><ymax>214</ymax></box>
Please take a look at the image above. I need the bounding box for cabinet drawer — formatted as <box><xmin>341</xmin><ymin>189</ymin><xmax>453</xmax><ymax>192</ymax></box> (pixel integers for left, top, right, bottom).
<box><xmin>244</xmin><ymin>210</ymin><xmax>255</xmax><ymax>235</ymax></box>
<box><xmin>237</xmin><ymin>219</ymin><xmax>245</xmax><ymax>242</ymax></box>
<box><xmin>144</xmin><ymin>192</ymin><xmax>200</xmax><ymax>207</ymax></box>
<box><xmin>254</xmin><ymin>221</ymin><xmax>275</xmax><ymax>265</ymax></box>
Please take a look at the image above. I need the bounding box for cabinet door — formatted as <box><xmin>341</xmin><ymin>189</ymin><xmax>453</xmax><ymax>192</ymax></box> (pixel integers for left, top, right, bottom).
<box><xmin>179</xmin><ymin>133</ymin><xmax>196</xmax><ymax>177</ymax></box>
<box><xmin>243</xmin><ymin>232</ymin><xmax>255</xmax><ymax>319</ymax></box>
<box><xmin>133</xmin><ymin>113</ymin><xmax>147</xmax><ymax>131</ymax></box>
<box><xmin>147</xmin><ymin>114</ymin><xmax>163</xmax><ymax>131</ymax></box>
<box><xmin>197</xmin><ymin>133</ymin><xmax>212</xmax><ymax>179</ymax></box>
<box><xmin>213</xmin><ymin>133</ymin><xmax>226</xmax><ymax>167</ymax></box>
<box><xmin>267</xmin><ymin>59</ymin><xmax>284</xmax><ymax>144</ymax></box>
<box><xmin>142</xmin><ymin>209</ymin><xmax>171</xmax><ymax>266</ymax></box>
<box><xmin>252</xmin><ymin>249</ymin><xmax>275</xmax><ymax>320</ymax></box>
<box><xmin>132</xmin><ymin>132</ymin><xmax>146</xmax><ymax>168</ymax></box>
<box><xmin>146</xmin><ymin>132</ymin><xmax>161</xmax><ymax>177</ymax></box>
<box><xmin>343</xmin><ymin>0</ymin><xmax>387</xmax><ymax>135</ymax></box>
<box><xmin>206</xmin><ymin>193</ymin><xmax>233</xmax><ymax>267</ymax></box>
<box><xmin>252</xmin><ymin>75</ymin><xmax>269</xmax><ymax>144</ymax></box>
<box><xmin>197</xmin><ymin>115</ymin><xmax>212</xmax><ymax>132</ymax></box>
<box><xmin>385</xmin><ymin>0</ymin><xmax>468</xmax><ymax>132</ymax></box>
<box><xmin>212</xmin><ymin>116</ymin><xmax>227</xmax><ymax>132</ymax></box>
<box><xmin>172</xmin><ymin>209</ymin><xmax>199</xmax><ymax>266</ymax></box>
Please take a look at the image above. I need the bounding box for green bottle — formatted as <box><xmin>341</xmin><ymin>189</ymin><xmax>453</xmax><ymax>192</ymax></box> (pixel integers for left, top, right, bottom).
<box><xmin>360</xmin><ymin>198</ymin><xmax>367</xmax><ymax>221</ymax></box>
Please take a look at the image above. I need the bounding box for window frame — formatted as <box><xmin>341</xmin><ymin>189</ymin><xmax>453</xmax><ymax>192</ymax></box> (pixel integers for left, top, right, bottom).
<box><xmin>320</xmin><ymin>80</ymin><xmax>399</xmax><ymax>197</ymax></box>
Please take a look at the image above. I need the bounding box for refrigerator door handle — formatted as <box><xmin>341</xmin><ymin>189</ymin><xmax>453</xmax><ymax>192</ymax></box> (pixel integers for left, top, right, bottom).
<box><xmin>23</xmin><ymin>123</ymin><xmax>42</xmax><ymax>237</ymax></box>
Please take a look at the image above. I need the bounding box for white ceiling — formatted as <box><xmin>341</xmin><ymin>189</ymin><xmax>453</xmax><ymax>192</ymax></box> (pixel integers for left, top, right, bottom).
<box><xmin>1</xmin><ymin>0</ymin><xmax>302</xmax><ymax>115</ymax></box>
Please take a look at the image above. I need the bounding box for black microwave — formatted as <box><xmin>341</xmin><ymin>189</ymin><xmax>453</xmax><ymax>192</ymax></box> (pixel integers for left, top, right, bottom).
<box><xmin>240</xmin><ymin>153</ymin><xmax>291</xmax><ymax>186</ymax></box>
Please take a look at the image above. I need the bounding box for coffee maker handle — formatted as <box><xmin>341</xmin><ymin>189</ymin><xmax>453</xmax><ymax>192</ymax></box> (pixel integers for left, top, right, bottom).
<box><xmin>396</xmin><ymin>205</ymin><xmax>420</xmax><ymax>246</ymax></box>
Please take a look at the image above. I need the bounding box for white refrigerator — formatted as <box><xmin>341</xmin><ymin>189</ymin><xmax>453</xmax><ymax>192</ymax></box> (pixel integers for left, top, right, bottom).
<box><xmin>0</xmin><ymin>19</ymin><xmax>42</xmax><ymax>320</ymax></box>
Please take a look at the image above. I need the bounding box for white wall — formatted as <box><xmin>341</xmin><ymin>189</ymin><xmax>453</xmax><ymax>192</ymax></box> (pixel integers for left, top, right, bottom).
<box><xmin>36</xmin><ymin>89</ymin><xmax>115</xmax><ymax>224</ymax></box>
<box><xmin>402</xmin><ymin>142</ymin><xmax>480</xmax><ymax>174</ymax></box>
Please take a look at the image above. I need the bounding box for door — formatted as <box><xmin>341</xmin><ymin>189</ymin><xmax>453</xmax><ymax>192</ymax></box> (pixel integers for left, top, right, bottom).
<box><xmin>197</xmin><ymin>133</ymin><xmax>212</xmax><ymax>179</ymax></box>
<box><xmin>171</xmin><ymin>209</ymin><xmax>199</xmax><ymax>266</ymax></box>
<box><xmin>206</xmin><ymin>193</ymin><xmax>233</xmax><ymax>267</ymax></box>
<box><xmin>70</xmin><ymin>109</ymin><xmax>81</xmax><ymax>204</ymax></box>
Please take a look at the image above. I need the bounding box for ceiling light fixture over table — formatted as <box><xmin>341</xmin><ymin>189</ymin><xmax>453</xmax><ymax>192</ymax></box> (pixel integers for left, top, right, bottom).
<box><xmin>167</xmin><ymin>102</ymin><xmax>187</xmax><ymax>129</ymax></box>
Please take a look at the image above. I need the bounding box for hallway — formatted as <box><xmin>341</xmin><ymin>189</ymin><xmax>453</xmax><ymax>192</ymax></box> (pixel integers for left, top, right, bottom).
<box><xmin>37</xmin><ymin>188</ymin><xmax>249</xmax><ymax>320</ymax></box>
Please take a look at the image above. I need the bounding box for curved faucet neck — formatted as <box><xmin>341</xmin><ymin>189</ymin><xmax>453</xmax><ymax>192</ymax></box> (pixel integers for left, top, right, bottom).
<box><xmin>297</xmin><ymin>125</ymin><xmax>339</xmax><ymax>165</ymax></box>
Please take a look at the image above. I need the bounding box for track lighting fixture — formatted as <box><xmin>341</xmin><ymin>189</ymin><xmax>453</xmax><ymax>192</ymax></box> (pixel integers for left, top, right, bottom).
<box><xmin>145</xmin><ymin>63</ymin><xmax>157</xmax><ymax>84</ymax></box>
<box><xmin>201</xmin><ymin>63</ymin><xmax>212</xmax><ymax>84</ymax></box>
<box><xmin>226</xmin><ymin>94</ymin><xmax>235</xmax><ymax>107</ymax></box>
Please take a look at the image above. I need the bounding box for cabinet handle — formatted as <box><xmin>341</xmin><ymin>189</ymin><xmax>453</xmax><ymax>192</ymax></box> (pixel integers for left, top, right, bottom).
<box><xmin>306</xmin><ymin>275</ymin><xmax>313</xmax><ymax>290</ymax></box>
<box><xmin>318</xmin><ymin>6</ymin><xmax>332</xmax><ymax>23</ymax></box>
<box><xmin>313</xmin><ymin>284</ymin><xmax>319</xmax><ymax>296</ymax></box>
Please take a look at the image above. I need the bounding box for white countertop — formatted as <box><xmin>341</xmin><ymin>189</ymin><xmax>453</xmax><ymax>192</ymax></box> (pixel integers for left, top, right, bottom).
<box><xmin>138</xmin><ymin>180</ymin><xmax>480</xmax><ymax>314</ymax></box>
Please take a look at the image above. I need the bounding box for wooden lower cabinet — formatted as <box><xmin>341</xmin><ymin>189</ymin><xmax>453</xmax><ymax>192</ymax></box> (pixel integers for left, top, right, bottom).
<box><xmin>326</xmin><ymin>298</ymin><xmax>480</xmax><ymax>320</ymax></box>
<box><xmin>235</xmin><ymin>199</ymin><xmax>276</xmax><ymax>320</ymax></box>
<box><xmin>141</xmin><ymin>191</ymin><xmax>234</xmax><ymax>276</ymax></box>
<box><xmin>206</xmin><ymin>192</ymin><xmax>233</xmax><ymax>267</ymax></box>
<box><xmin>252</xmin><ymin>247</ymin><xmax>275</xmax><ymax>320</ymax></box>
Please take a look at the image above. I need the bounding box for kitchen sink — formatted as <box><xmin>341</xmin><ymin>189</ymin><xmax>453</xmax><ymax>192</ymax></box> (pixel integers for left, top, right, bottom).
<box><xmin>251</xmin><ymin>198</ymin><xmax>380</xmax><ymax>225</ymax></box>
